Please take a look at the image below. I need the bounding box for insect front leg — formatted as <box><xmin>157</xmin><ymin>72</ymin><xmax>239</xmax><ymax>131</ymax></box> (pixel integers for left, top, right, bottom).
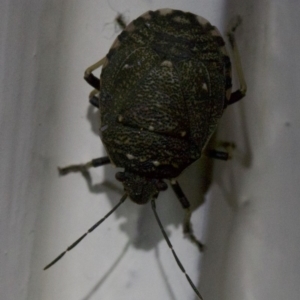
<box><xmin>170</xmin><ymin>179</ymin><xmax>205</xmax><ymax>252</ymax></box>
<box><xmin>84</xmin><ymin>57</ymin><xmax>107</xmax><ymax>90</ymax></box>
<box><xmin>58</xmin><ymin>157</ymin><xmax>112</xmax><ymax>194</ymax></box>
<box><xmin>84</xmin><ymin>57</ymin><xmax>107</xmax><ymax>108</ymax></box>
<box><xmin>226</xmin><ymin>16</ymin><xmax>247</xmax><ymax>106</ymax></box>
<box><xmin>58</xmin><ymin>157</ymin><xmax>110</xmax><ymax>175</ymax></box>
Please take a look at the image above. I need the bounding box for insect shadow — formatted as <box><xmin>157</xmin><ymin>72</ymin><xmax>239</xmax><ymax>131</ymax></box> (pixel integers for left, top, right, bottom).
<box><xmin>80</xmin><ymin>241</ymin><xmax>131</xmax><ymax>300</ymax></box>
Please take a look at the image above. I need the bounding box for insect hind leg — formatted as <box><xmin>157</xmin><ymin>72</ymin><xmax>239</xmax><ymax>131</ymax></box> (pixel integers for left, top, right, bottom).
<box><xmin>204</xmin><ymin>141</ymin><xmax>236</xmax><ymax>160</ymax></box>
<box><xmin>170</xmin><ymin>179</ymin><xmax>205</xmax><ymax>252</ymax></box>
<box><xmin>226</xmin><ymin>16</ymin><xmax>247</xmax><ymax>106</ymax></box>
<box><xmin>183</xmin><ymin>208</ymin><xmax>205</xmax><ymax>252</ymax></box>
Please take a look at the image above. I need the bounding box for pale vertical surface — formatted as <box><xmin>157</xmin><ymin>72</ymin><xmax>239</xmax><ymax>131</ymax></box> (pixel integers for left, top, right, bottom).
<box><xmin>1</xmin><ymin>1</ymin><xmax>299</xmax><ymax>300</ymax></box>
<box><xmin>0</xmin><ymin>1</ymin><xmax>50</xmax><ymax>299</ymax></box>
<box><xmin>201</xmin><ymin>1</ymin><xmax>300</xmax><ymax>300</ymax></box>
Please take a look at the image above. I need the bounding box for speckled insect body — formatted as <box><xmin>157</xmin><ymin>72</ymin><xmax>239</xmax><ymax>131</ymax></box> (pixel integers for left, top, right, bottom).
<box><xmin>99</xmin><ymin>9</ymin><xmax>233</xmax><ymax>203</ymax></box>
<box><xmin>45</xmin><ymin>9</ymin><xmax>246</xmax><ymax>300</ymax></box>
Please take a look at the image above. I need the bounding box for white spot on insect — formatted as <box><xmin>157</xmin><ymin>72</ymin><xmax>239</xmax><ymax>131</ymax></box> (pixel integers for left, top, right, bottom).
<box><xmin>211</xmin><ymin>28</ymin><xmax>222</xmax><ymax>37</ymax></box>
<box><xmin>125</xmin><ymin>22</ymin><xmax>136</xmax><ymax>32</ymax></box>
<box><xmin>161</xmin><ymin>60</ymin><xmax>173</xmax><ymax>68</ymax></box>
<box><xmin>123</xmin><ymin>64</ymin><xmax>133</xmax><ymax>69</ymax></box>
<box><xmin>173</xmin><ymin>16</ymin><xmax>190</xmax><ymax>24</ymax></box>
<box><xmin>126</xmin><ymin>153</ymin><xmax>135</xmax><ymax>160</ymax></box>
<box><xmin>202</xmin><ymin>83</ymin><xmax>208</xmax><ymax>91</ymax></box>
<box><xmin>118</xmin><ymin>115</ymin><xmax>123</xmax><ymax>122</ymax></box>
<box><xmin>180</xmin><ymin>131</ymin><xmax>186</xmax><ymax>137</ymax></box>
<box><xmin>101</xmin><ymin>125</ymin><xmax>108</xmax><ymax>132</ymax></box>
<box><xmin>196</xmin><ymin>15</ymin><xmax>209</xmax><ymax>26</ymax></box>
<box><xmin>170</xmin><ymin>179</ymin><xmax>177</xmax><ymax>185</ymax></box>
<box><xmin>159</xmin><ymin>8</ymin><xmax>173</xmax><ymax>16</ymax></box>
<box><xmin>140</xmin><ymin>11</ymin><xmax>152</xmax><ymax>20</ymax></box>
<box><xmin>148</xmin><ymin>125</ymin><xmax>154</xmax><ymax>131</ymax></box>
<box><xmin>111</xmin><ymin>39</ymin><xmax>121</xmax><ymax>50</ymax></box>
<box><xmin>152</xmin><ymin>161</ymin><xmax>160</xmax><ymax>166</ymax></box>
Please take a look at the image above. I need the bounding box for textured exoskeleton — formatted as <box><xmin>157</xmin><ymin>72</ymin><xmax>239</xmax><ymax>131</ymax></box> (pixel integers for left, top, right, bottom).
<box><xmin>98</xmin><ymin>9</ymin><xmax>235</xmax><ymax>203</ymax></box>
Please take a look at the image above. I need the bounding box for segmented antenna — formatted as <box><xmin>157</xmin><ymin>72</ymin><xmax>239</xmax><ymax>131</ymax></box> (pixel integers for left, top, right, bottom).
<box><xmin>151</xmin><ymin>198</ymin><xmax>204</xmax><ymax>300</ymax></box>
<box><xmin>44</xmin><ymin>193</ymin><xmax>128</xmax><ymax>270</ymax></box>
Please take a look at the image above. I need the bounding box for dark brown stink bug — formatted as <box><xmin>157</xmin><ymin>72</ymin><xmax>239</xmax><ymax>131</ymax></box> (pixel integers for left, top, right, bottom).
<box><xmin>44</xmin><ymin>9</ymin><xmax>246</xmax><ymax>299</ymax></box>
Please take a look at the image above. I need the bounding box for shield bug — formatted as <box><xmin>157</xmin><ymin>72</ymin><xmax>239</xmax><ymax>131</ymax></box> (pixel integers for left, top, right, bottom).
<box><xmin>44</xmin><ymin>9</ymin><xmax>247</xmax><ymax>300</ymax></box>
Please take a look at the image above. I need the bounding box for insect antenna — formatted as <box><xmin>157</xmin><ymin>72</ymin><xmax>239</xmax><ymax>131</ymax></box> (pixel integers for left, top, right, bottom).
<box><xmin>151</xmin><ymin>198</ymin><xmax>204</xmax><ymax>300</ymax></box>
<box><xmin>44</xmin><ymin>193</ymin><xmax>128</xmax><ymax>270</ymax></box>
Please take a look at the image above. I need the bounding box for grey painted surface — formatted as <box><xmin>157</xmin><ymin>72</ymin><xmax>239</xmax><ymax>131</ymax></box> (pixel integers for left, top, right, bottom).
<box><xmin>1</xmin><ymin>0</ymin><xmax>300</xmax><ymax>299</ymax></box>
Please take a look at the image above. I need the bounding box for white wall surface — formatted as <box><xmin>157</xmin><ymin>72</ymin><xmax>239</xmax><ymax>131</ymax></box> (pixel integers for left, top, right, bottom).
<box><xmin>1</xmin><ymin>0</ymin><xmax>300</xmax><ymax>300</ymax></box>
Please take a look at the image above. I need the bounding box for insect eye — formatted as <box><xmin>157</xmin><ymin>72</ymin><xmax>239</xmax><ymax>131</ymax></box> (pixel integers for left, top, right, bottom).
<box><xmin>156</xmin><ymin>181</ymin><xmax>168</xmax><ymax>191</ymax></box>
<box><xmin>115</xmin><ymin>172</ymin><xmax>126</xmax><ymax>182</ymax></box>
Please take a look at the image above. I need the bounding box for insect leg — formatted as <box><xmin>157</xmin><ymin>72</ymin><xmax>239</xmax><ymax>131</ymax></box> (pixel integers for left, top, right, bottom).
<box><xmin>227</xmin><ymin>16</ymin><xmax>247</xmax><ymax>105</ymax></box>
<box><xmin>151</xmin><ymin>198</ymin><xmax>204</xmax><ymax>300</ymax></box>
<box><xmin>58</xmin><ymin>156</ymin><xmax>111</xmax><ymax>175</ymax></box>
<box><xmin>170</xmin><ymin>179</ymin><xmax>204</xmax><ymax>252</ymax></box>
<box><xmin>88</xmin><ymin>89</ymin><xmax>100</xmax><ymax>108</ymax></box>
<box><xmin>84</xmin><ymin>57</ymin><xmax>107</xmax><ymax>90</ymax></box>
<box><xmin>204</xmin><ymin>141</ymin><xmax>236</xmax><ymax>160</ymax></box>
<box><xmin>204</xmin><ymin>149</ymin><xmax>229</xmax><ymax>160</ymax></box>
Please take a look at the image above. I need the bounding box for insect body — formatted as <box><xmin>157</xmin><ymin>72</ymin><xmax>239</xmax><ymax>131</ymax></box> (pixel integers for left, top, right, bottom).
<box><xmin>45</xmin><ymin>9</ymin><xmax>246</xmax><ymax>300</ymax></box>
<box><xmin>100</xmin><ymin>10</ymin><xmax>232</xmax><ymax>204</ymax></box>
